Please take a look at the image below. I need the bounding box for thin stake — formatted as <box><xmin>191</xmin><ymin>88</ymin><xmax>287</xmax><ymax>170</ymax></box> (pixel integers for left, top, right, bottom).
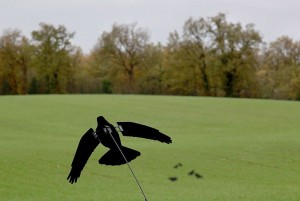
<box><xmin>103</xmin><ymin>126</ymin><xmax>148</xmax><ymax>201</ymax></box>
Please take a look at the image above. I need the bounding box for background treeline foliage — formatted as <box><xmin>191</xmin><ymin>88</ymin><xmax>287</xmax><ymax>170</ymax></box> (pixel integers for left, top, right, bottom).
<box><xmin>1</xmin><ymin>13</ymin><xmax>300</xmax><ymax>100</ymax></box>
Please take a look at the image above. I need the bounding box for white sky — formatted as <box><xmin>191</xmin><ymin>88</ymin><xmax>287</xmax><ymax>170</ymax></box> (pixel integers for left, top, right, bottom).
<box><xmin>1</xmin><ymin>0</ymin><xmax>300</xmax><ymax>53</ymax></box>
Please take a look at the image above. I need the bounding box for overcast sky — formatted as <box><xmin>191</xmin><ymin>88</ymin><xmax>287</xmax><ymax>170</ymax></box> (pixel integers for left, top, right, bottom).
<box><xmin>1</xmin><ymin>0</ymin><xmax>300</xmax><ymax>53</ymax></box>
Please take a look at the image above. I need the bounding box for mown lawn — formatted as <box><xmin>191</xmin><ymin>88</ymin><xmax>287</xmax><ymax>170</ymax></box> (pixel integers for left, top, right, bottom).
<box><xmin>1</xmin><ymin>95</ymin><xmax>300</xmax><ymax>201</ymax></box>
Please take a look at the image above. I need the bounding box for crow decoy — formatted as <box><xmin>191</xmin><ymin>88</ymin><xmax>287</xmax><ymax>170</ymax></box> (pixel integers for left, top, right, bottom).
<box><xmin>67</xmin><ymin>116</ymin><xmax>172</xmax><ymax>184</ymax></box>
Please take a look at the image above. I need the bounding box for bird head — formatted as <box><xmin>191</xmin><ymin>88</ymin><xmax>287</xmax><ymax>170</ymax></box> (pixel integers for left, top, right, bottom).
<box><xmin>96</xmin><ymin>116</ymin><xmax>111</xmax><ymax>134</ymax></box>
<box><xmin>97</xmin><ymin>116</ymin><xmax>108</xmax><ymax>125</ymax></box>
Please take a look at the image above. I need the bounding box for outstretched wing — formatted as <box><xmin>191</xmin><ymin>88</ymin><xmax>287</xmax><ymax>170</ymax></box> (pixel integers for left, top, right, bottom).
<box><xmin>67</xmin><ymin>128</ymin><xmax>100</xmax><ymax>184</ymax></box>
<box><xmin>116</xmin><ymin>122</ymin><xmax>172</xmax><ymax>144</ymax></box>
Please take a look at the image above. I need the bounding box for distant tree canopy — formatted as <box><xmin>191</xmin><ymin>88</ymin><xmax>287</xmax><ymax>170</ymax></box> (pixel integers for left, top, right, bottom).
<box><xmin>0</xmin><ymin>13</ymin><xmax>300</xmax><ymax>100</ymax></box>
<box><xmin>0</xmin><ymin>29</ymin><xmax>31</xmax><ymax>94</ymax></box>
<box><xmin>164</xmin><ymin>14</ymin><xmax>262</xmax><ymax>97</ymax></box>
<box><xmin>31</xmin><ymin>23</ymin><xmax>77</xmax><ymax>93</ymax></box>
<box><xmin>92</xmin><ymin>23</ymin><xmax>152</xmax><ymax>93</ymax></box>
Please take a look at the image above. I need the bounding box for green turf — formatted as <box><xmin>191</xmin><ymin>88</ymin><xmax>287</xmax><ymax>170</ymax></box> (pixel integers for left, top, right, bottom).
<box><xmin>1</xmin><ymin>95</ymin><xmax>300</xmax><ymax>201</ymax></box>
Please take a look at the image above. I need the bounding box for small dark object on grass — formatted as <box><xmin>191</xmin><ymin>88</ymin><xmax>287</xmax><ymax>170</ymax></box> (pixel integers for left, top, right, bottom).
<box><xmin>174</xmin><ymin>163</ymin><xmax>183</xmax><ymax>168</ymax></box>
<box><xmin>195</xmin><ymin>173</ymin><xmax>203</xmax><ymax>179</ymax></box>
<box><xmin>188</xmin><ymin>170</ymin><xmax>195</xmax><ymax>175</ymax></box>
<box><xmin>169</xmin><ymin>177</ymin><xmax>178</xmax><ymax>181</ymax></box>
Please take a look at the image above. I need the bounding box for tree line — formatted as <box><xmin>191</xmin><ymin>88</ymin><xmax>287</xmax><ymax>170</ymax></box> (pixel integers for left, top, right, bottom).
<box><xmin>1</xmin><ymin>13</ymin><xmax>300</xmax><ymax>100</ymax></box>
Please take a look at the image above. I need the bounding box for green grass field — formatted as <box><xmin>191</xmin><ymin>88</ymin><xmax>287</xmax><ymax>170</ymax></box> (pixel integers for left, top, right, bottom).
<box><xmin>1</xmin><ymin>95</ymin><xmax>300</xmax><ymax>201</ymax></box>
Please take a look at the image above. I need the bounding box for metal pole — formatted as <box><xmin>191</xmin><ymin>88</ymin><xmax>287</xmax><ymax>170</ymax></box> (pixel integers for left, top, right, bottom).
<box><xmin>104</xmin><ymin>126</ymin><xmax>148</xmax><ymax>201</ymax></box>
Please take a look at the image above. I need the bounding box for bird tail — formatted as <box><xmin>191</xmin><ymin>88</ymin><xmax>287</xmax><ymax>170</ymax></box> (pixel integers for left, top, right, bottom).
<box><xmin>99</xmin><ymin>146</ymin><xmax>140</xmax><ymax>166</ymax></box>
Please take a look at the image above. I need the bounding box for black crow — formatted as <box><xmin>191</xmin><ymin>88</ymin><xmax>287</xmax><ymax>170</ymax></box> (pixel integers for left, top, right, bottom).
<box><xmin>195</xmin><ymin>173</ymin><xmax>203</xmax><ymax>179</ymax></box>
<box><xmin>168</xmin><ymin>177</ymin><xmax>178</xmax><ymax>182</ymax></box>
<box><xmin>188</xmin><ymin>170</ymin><xmax>195</xmax><ymax>176</ymax></box>
<box><xmin>67</xmin><ymin>116</ymin><xmax>172</xmax><ymax>184</ymax></box>
<box><xmin>174</xmin><ymin>163</ymin><xmax>183</xmax><ymax>168</ymax></box>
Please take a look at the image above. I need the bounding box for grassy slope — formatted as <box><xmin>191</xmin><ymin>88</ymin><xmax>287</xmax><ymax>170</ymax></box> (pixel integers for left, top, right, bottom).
<box><xmin>0</xmin><ymin>95</ymin><xmax>300</xmax><ymax>201</ymax></box>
